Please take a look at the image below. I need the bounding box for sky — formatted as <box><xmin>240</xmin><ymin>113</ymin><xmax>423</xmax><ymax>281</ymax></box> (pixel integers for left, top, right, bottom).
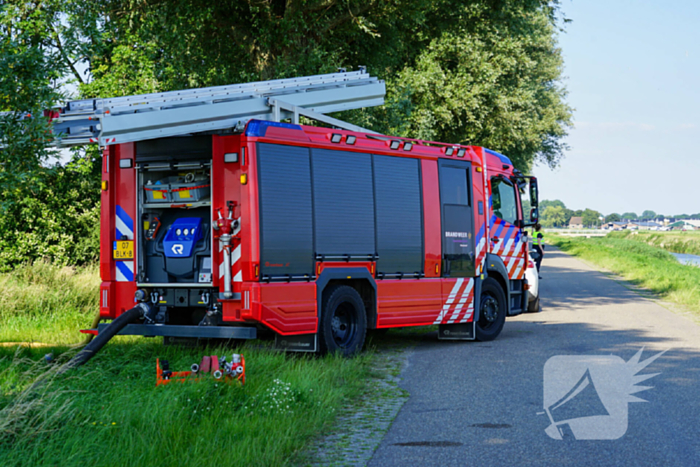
<box><xmin>532</xmin><ymin>0</ymin><xmax>700</xmax><ymax>216</ymax></box>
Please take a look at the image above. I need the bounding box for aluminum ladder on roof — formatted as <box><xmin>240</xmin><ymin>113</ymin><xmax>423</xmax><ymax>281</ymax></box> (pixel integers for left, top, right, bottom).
<box><xmin>50</xmin><ymin>68</ymin><xmax>384</xmax><ymax>147</ymax></box>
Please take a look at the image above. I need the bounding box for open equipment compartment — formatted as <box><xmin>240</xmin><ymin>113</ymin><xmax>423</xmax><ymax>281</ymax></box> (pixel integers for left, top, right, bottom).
<box><xmin>135</xmin><ymin>136</ymin><xmax>214</xmax><ymax>288</ymax></box>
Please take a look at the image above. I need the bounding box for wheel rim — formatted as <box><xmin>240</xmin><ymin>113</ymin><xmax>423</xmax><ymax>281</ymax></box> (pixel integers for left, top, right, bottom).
<box><xmin>330</xmin><ymin>302</ymin><xmax>357</xmax><ymax>348</ymax></box>
<box><xmin>479</xmin><ymin>294</ymin><xmax>500</xmax><ymax>329</ymax></box>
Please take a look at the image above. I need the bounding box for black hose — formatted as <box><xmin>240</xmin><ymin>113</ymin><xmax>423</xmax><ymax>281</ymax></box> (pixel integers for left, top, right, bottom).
<box><xmin>60</xmin><ymin>305</ymin><xmax>144</xmax><ymax>372</ymax></box>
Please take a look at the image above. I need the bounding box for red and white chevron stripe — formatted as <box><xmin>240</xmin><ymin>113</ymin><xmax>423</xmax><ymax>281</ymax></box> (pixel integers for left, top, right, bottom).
<box><xmin>501</xmin><ymin>237</ymin><xmax>526</xmax><ymax>280</ymax></box>
<box><xmin>434</xmin><ymin>278</ymin><xmax>476</xmax><ymax>324</ymax></box>
<box><xmin>475</xmin><ymin>237</ymin><xmax>487</xmax><ymax>274</ymax></box>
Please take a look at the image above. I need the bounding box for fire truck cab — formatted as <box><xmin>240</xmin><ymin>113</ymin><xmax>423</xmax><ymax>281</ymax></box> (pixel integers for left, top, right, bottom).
<box><xmin>99</xmin><ymin>119</ymin><xmax>539</xmax><ymax>354</ymax></box>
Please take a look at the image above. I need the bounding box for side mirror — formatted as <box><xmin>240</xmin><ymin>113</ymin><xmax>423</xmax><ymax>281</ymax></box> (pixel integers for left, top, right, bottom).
<box><xmin>529</xmin><ymin>178</ymin><xmax>538</xmax><ymax>208</ymax></box>
<box><xmin>530</xmin><ymin>207</ymin><xmax>539</xmax><ymax>223</ymax></box>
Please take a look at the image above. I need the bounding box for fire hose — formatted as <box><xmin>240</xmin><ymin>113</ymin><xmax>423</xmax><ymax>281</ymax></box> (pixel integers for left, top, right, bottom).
<box><xmin>60</xmin><ymin>303</ymin><xmax>150</xmax><ymax>373</ymax></box>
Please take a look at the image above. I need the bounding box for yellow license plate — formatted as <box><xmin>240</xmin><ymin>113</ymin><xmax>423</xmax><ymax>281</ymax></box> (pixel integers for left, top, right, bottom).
<box><xmin>113</xmin><ymin>240</ymin><xmax>134</xmax><ymax>260</ymax></box>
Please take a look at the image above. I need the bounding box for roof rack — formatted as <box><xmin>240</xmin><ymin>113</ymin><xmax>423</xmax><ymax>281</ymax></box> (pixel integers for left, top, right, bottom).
<box><xmin>3</xmin><ymin>69</ymin><xmax>385</xmax><ymax>148</ymax></box>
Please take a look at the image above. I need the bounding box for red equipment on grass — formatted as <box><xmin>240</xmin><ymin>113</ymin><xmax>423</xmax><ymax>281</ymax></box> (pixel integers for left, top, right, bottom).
<box><xmin>156</xmin><ymin>354</ymin><xmax>245</xmax><ymax>387</ymax></box>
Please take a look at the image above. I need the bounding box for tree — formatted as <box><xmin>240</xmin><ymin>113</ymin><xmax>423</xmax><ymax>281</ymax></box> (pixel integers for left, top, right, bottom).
<box><xmin>540</xmin><ymin>205</ymin><xmax>567</xmax><ymax>228</ymax></box>
<box><xmin>641</xmin><ymin>210</ymin><xmax>656</xmax><ymax>220</ymax></box>
<box><xmin>64</xmin><ymin>0</ymin><xmax>572</xmax><ymax>171</ymax></box>
<box><xmin>621</xmin><ymin>212</ymin><xmax>638</xmax><ymax>221</ymax></box>
<box><xmin>0</xmin><ymin>0</ymin><xmax>64</xmax><ymax>201</ymax></box>
<box><xmin>606</xmin><ymin>213</ymin><xmax>621</xmax><ymax>223</ymax></box>
<box><xmin>581</xmin><ymin>208</ymin><xmax>602</xmax><ymax>228</ymax></box>
<box><xmin>0</xmin><ymin>0</ymin><xmax>101</xmax><ymax>269</ymax></box>
<box><xmin>539</xmin><ymin>199</ymin><xmax>567</xmax><ymax>210</ymax></box>
<box><xmin>654</xmin><ymin>214</ymin><xmax>665</xmax><ymax>221</ymax></box>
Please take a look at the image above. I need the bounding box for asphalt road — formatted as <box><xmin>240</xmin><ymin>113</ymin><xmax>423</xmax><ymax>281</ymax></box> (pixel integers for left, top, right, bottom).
<box><xmin>369</xmin><ymin>247</ymin><xmax>700</xmax><ymax>466</ymax></box>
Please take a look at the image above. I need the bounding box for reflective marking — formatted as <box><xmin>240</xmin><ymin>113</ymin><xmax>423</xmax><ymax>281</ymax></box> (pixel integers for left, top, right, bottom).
<box><xmin>502</xmin><ymin>238</ymin><xmax>514</xmax><ymax>256</ymax></box>
<box><xmin>434</xmin><ymin>278</ymin><xmax>465</xmax><ymax>324</ymax></box>
<box><xmin>233</xmin><ymin>271</ymin><xmax>242</xmax><ymax>282</ymax></box>
<box><xmin>448</xmin><ymin>279</ymin><xmax>474</xmax><ymax>323</ymax></box>
<box><xmin>460</xmin><ymin>300</ymin><xmax>475</xmax><ymax>323</ymax></box>
<box><xmin>116</xmin><ymin>261</ymin><xmax>134</xmax><ymax>282</ymax></box>
<box><xmin>513</xmin><ymin>259</ymin><xmax>524</xmax><ymax>279</ymax></box>
<box><xmin>115</xmin><ymin>205</ymin><xmax>134</xmax><ymax>240</ymax></box>
<box><xmin>231</xmin><ymin>244</ymin><xmax>241</xmax><ymax>264</ymax></box>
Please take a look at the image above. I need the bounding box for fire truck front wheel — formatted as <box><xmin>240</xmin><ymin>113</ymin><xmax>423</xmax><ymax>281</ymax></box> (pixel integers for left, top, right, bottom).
<box><xmin>319</xmin><ymin>285</ymin><xmax>367</xmax><ymax>356</ymax></box>
<box><xmin>476</xmin><ymin>277</ymin><xmax>506</xmax><ymax>341</ymax></box>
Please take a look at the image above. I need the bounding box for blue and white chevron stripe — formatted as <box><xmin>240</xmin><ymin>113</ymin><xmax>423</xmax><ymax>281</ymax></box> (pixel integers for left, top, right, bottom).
<box><xmin>115</xmin><ymin>205</ymin><xmax>134</xmax><ymax>240</ymax></box>
<box><xmin>115</xmin><ymin>205</ymin><xmax>134</xmax><ymax>282</ymax></box>
<box><xmin>116</xmin><ymin>260</ymin><xmax>134</xmax><ymax>282</ymax></box>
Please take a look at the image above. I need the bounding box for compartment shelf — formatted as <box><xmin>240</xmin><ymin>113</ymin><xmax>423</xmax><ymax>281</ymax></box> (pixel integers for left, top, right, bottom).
<box><xmin>142</xmin><ymin>200</ymin><xmax>211</xmax><ymax>209</ymax></box>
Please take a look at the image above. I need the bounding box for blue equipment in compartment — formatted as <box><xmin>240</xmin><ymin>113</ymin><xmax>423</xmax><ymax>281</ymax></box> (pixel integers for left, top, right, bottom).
<box><xmin>163</xmin><ymin>218</ymin><xmax>203</xmax><ymax>258</ymax></box>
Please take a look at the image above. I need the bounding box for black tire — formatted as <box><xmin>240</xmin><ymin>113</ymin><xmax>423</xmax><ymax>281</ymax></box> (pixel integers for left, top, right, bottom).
<box><xmin>319</xmin><ymin>285</ymin><xmax>367</xmax><ymax>356</ymax></box>
<box><xmin>527</xmin><ymin>295</ymin><xmax>541</xmax><ymax>313</ymax></box>
<box><xmin>476</xmin><ymin>277</ymin><xmax>506</xmax><ymax>341</ymax></box>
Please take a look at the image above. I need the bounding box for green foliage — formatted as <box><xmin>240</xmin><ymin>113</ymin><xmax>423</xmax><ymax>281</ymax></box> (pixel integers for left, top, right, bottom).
<box><xmin>581</xmin><ymin>208</ymin><xmax>602</xmax><ymax>227</ymax></box>
<box><xmin>621</xmin><ymin>212</ymin><xmax>638</xmax><ymax>220</ymax></box>
<box><xmin>0</xmin><ymin>344</ymin><xmax>375</xmax><ymax>466</ymax></box>
<box><xmin>0</xmin><ymin>264</ymin><xmax>407</xmax><ymax>466</ymax></box>
<box><xmin>606</xmin><ymin>213</ymin><xmax>621</xmax><ymax>223</ymax></box>
<box><xmin>641</xmin><ymin>210</ymin><xmax>656</xmax><ymax>220</ymax></box>
<box><xmin>0</xmin><ymin>0</ymin><xmax>63</xmax><ymax>198</ymax></box>
<box><xmin>0</xmin><ymin>154</ymin><xmax>101</xmax><ymax>271</ymax></box>
<box><xmin>540</xmin><ymin>204</ymin><xmax>567</xmax><ymax>228</ymax></box>
<box><xmin>360</xmin><ymin>3</ymin><xmax>571</xmax><ymax>170</ymax></box>
<box><xmin>550</xmin><ymin>235</ymin><xmax>700</xmax><ymax>316</ymax></box>
<box><xmin>609</xmin><ymin>230</ymin><xmax>700</xmax><ymax>256</ymax></box>
<box><xmin>540</xmin><ymin>199</ymin><xmax>567</xmax><ymax>210</ymax></box>
<box><xmin>0</xmin><ymin>261</ymin><xmax>99</xmax><ymax>343</ymax></box>
<box><xmin>66</xmin><ymin>0</ymin><xmax>571</xmax><ymax>171</ymax></box>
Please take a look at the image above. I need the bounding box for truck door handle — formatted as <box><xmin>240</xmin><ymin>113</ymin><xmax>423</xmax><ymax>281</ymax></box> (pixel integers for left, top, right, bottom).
<box><xmin>491</xmin><ymin>236</ymin><xmax>500</xmax><ymax>242</ymax></box>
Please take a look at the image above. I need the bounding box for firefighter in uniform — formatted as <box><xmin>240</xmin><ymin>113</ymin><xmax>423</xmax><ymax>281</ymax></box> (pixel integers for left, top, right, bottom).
<box><xmin>533</xmin><ymin>223</ymin><xmax>544</xmax><ymax>278</ymax></box>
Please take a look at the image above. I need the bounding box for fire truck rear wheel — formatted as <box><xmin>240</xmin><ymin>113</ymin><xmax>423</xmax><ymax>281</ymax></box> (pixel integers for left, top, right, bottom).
<box><xmin>476</xmin><ymin>277</ymin><xmax>506</xmax><ymax>341</ymax></box>
<box><xmin>319</xmin><ymin>285</ymin><xmax>367</xmax><ymax>356</ymax></box>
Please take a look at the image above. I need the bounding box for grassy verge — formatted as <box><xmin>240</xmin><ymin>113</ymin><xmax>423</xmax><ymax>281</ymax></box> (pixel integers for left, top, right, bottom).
<box><xmin>0</xmin><ymin>262</ymin><xmax>100</xmax><ymax>344</ymax></box>
<box><xmin>549</xmin><ymin>235</ymin><xmax>700</xmax><ymax>316</ymax></box>
<box><xmin>608</xmin><ymin>230</ymin><xmax>700</xmax><ymax>256</ymax></box>
<box><xmin>0</xmin><ymin>263</ymin><xmax>402</xmax><ymax>467</ymax></box>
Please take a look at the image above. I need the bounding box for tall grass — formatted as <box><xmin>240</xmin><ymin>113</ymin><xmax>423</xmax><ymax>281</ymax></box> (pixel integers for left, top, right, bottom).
<box><xmin>0</xmin><ymin>263</ymin><xmax>393</xmax><ymax>466</ymax></box>
<box><xmin>0</xmin><ymin>343</ymin><xmax>375</xmax><ymax>467</ymax></box>
<box><xmin>608</xmin><ymin>230</ymin><xmax>700</xmax><ymax>256</ymax></box>
<box><xmin>0</xmin><ymin>261</ymin><xmax>100</xmax><ymax>344</ymax></box>
<box><xmin>550</xmin><ymin>236</ymin><xmax>700</xmax><ymax>315</ymax></box>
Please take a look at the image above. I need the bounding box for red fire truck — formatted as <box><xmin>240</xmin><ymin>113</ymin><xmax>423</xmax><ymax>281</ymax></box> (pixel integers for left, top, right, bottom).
<box><xmin>52</xmin><ymin>70</ymin><xmax>539</xmax><ymax>354</ymax></box>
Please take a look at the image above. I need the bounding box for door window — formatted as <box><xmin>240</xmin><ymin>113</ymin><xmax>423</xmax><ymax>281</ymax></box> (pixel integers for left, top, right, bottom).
<box><xmin>491</xmin><ymin>177</ymin><xmax>517</xmax><ymax>224</ymax></box>
<box><xmin>439</xmin><ymin>163</ymin><xmax>475</xmax><ymax>277</ymax></box>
